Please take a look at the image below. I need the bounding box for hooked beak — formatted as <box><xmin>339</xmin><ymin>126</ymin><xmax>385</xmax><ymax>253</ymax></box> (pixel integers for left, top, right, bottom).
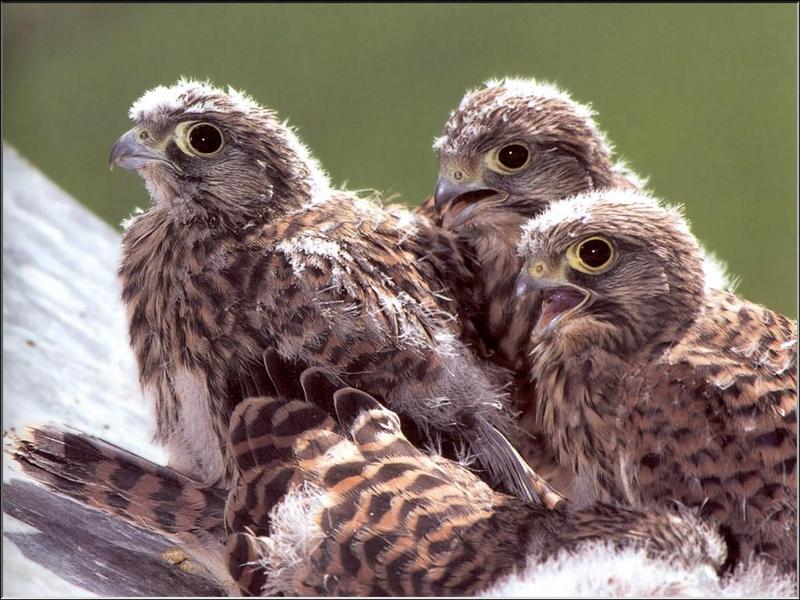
<box><xmin>109</xmin><ymin>129</ymin><xmax>171</xmax><ymax>171</ymax></box>
<box><xmin>515</xmin><ymin>271</ymin><xmax>570</xmax><ymax>297</ymax></box>
<box><xmin>515</xmin><ymin>261</ymin><xmax>573</xmax><ymax>298</ymax></box>
<box><xmin>515</xmin><ymin>264</ymin><xmax>593</xmax><ymax>334</ymax></box>
<box><xmin>433</xmin><ymin>176</ymin><xmax>501</xmax><ymax>212</ymax></box>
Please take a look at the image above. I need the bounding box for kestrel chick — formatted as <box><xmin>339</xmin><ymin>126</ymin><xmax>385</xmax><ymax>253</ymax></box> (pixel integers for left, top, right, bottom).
<box><xmin>429</xmin><ymin>76</ymin><xmax>732</xmax><ymax>493</ymax></box>
<box><xmin>8</xmin><ymin>372</ymin><xmax>727</xmax><ymax>596</ymax></box>
<box><xmin>516</xmin><ymin>189</ymin><xmax>797</xmax><ymax>572</ymax></box>
<box><xmin>432</xmin><ymin>77</ymin><xmax>731</xmax><ymax>364</ymax></box>
<box><xmin>109</xmin><ymin>80</ymin><xmax>539</xmax><ymax>502</ymax></box>
<box><xmin>425</xmin><ymin>77</ymin><xmax>644</xmax><ymax>491</ymax></box>
<box><xmin>225</xmin><ymin>385</ymin><xmax>727</xmax><ymax>596</ymax></box>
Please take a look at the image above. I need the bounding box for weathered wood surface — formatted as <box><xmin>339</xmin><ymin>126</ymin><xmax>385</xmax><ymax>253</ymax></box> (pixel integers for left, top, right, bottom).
<box><xmin>4</xmin><ymin>481</ymin><xmax>224</xmax><ymax>597</ymax></box>
<box><xmin>2</xmin><ymin>144</ymin><xmax>150</xmax><ymax>451</ymax></box>
<box><xmin>2</xmin><ymin>144</ymin><xmax>224</xmax><ymax>597</ymax></box>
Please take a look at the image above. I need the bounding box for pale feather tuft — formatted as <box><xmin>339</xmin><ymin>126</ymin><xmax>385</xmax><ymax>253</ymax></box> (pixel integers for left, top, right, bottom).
<box><xmin>613</xmin><ymin>157</ymin><xmax>650</xmax><ymax>191</ymax></box>
<box><xmin>435</xmin><ymin>76</ymin><xmax>603</xmax><ymax>155</ymax></box>
<box><xmin>478</xmin><ymin>76</ymin><xmax>595</xmax><ymax>120</ymax></box>
<box><xmin>701</xmin><ymin>248</ymin><xmax>737</xmax><ymax>293</ymax></box>
<box><xmin>254</xmin><ymin>482</ymin><xmax>327</xmax><ymax>597</ymax></box>
<box><xmin>129</xmin><ymin>78</ymin><xmax>262</xmax><ymax>121</ymax></box>
<box><xmin>482</xmin><ymin>541</ymin><xmax>797</xmax><ymax>598</ymax></box>
<box><xmin>518</xmin><ymin>188</ymin><xmax>693</xmax><ymax>254</ymax></box>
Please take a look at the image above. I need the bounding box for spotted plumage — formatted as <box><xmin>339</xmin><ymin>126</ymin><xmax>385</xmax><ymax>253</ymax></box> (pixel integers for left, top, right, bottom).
<box><xmin>426</xmin><ymin>76</ymin><xmax>733</xmax><ymax>494</ymax></box>
<box><xmin>429</xmin><ymin>78</ymin><xmax>642</xmax><ymax>371</ymax></box>
<box><xmin>516</xmin><ymin>188</ymin><xmax>797</xmax><ymax>572</ymax></box>
<box><xmin>225</xmin><ymin>381</ymin><xmax>726</xmax><ymax>596</ymax></box>
<box><xmin>423</xmin><ymin>78</ymin><xmax>644</xmax><ymax>492</ymax></box>
<box><xmin>8</xmin><ymin>361</ymin><xmax>729</xmax><ymax>597</ymax></box>
<box><xmin>111</xmin><ymin>79</ymin><xmax>545</xmax><ymax>503</ymax></box>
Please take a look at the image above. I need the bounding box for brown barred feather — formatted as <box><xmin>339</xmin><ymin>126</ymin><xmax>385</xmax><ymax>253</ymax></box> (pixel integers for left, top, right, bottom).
<box><xmin>114</xmin><ymin>80</ymin><xmax>538</xmax><ymax>505</ymax></box>
<box><xmin>6</xmin><ymin>425</ymin><xmax>236</xmax><ymax>592</ymax></box>
<box><xmin>6</xmin><ymin>377</ymin><xmax>727</xmax><ymax>596</ymax></box>
<box><xmin>224</xmin><ymin>391</ymin><xmax>726</xmax><ymax>596</ymax></box>
<box><xmin>518</xmin><ymin>191</ymin><xmax>797</xmax><ymax>573</ymax></box>
<box><xmin>427</xmin><ymin>79</ymin><xmax>644</xmax><ymax>494</ymax></box>
<box><xmin>8</xmin><ymin>425</ymin><xmax>225</xmax><ymax>536</ymax></box>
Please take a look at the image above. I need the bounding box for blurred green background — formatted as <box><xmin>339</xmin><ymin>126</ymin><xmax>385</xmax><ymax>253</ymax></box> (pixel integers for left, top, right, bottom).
<box><xmin>3</xmin><ymin>4</ymin><xmax>796</xmax><ymax>316</ymax></box>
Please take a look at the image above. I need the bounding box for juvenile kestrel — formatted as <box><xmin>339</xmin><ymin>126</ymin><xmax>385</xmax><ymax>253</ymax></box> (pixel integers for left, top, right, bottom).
<box><xmin>429</xmin><ymin>77</ymin><xmax>643</xmax><ymax>370</ymax></box>
<box><xmin>223</xmin><ymin>380</ymin><xmax>726</xmax><ymax>596</ymax></box>
<box><xmin>426</xmin><ymin>76</ymin><xmax>733</xmax><ymax>492</ymax></box>
<box><xmin>516</xmin><ymin>189</ymin><xmax>797</xmax><ymax>572</ymax></box>
<box><xmin>108</xmin><ymin>80</ymin><xmax>544</xmax><ymax>504</ymax></box>
<box><xmin>9</xmin><ymin>366</ymin><xmax>728</xmax><ymax>596</ymax></box>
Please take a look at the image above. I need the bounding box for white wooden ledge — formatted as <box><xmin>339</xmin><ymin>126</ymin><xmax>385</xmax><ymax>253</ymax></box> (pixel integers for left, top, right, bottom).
<box><xmin>2</xmin><ymin>144</ymin><xmax>222</xmax><ymax>596</ymax></box>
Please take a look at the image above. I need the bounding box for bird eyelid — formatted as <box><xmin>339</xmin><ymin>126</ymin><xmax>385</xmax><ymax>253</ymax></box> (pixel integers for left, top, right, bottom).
<box><xmin>486</xmin><ymin>141</ymin><xmax>532</xmax><ymax>174</ymax></box>
<box><xmin>174</xmin><ymin>120</ymin><xmax>225</xmax><ymax>157</ymax></box>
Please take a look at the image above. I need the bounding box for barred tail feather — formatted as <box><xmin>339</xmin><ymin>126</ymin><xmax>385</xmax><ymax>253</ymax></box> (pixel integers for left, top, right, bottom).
<box><xmin>6</xmin><ymin>425</ymin><xmax>226</xmax><ymax>536</ymax></box>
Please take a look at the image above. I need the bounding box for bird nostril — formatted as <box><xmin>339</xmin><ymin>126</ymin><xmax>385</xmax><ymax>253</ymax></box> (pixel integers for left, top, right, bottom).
<box><xmin>453</xmin><ymin>171</ymin><xmax>463</xmax><ymax>181</ymax></box>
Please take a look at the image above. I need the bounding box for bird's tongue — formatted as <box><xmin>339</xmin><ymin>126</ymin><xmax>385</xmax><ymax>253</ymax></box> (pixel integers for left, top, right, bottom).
<box><xmin>536</xmin><ymin>287</ymin><xmax>587</xmax><ymax>331</ymax></box>
<box><xmin>441</xmin><ymin>190</ymin><xmax>503</xmax><ymax>228</ymax></box>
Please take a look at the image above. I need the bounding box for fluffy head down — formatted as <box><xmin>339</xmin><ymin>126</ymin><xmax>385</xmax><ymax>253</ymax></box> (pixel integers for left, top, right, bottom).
<box><xmin>518</xmin><ymin>188</ymin><xmax>706</xmax><ymax>352</ymax></box>
<box><xmin>519</xmin><ymin>187</ymin><xmax>694</xmax><ymax>243</ymax></box>
<box><xmin>482</xmin><ymin>541</ymin><xmax>797</xmax><ymax>598</ymax></box>
<box><xmin>115</xmin><ymin>79</ymin><xmax>330</xmax><ymax>227</ymax></box>
<box><xmin>129</xmin><ymin>79</ymin><xmax>265</xmax><ymax>121</ymax></box>
<box><xmin>435</xmin><ymin>77</ymin><xmax>601</xmax><ymax>156</ymax></box>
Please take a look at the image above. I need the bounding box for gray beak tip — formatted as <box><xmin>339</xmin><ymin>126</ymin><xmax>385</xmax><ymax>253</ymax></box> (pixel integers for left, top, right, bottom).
<box><xmin>515</xmin><ymin>273</ymin><xmax>535</xmax><ymax>298</ymax></box>
<box><xmin>433</xmin><ymin>177</ymin><xmax>458</xmax><ymax>212</ymax></box>
<box><xmin>433</xmin><ymin>177</ymin><xmax>501</xmax><ymax>213</ymax></box>
<box><xmin>109</xmin><ymin>129</ymin><xmax>168</xmax><ymax>172</ymax></box>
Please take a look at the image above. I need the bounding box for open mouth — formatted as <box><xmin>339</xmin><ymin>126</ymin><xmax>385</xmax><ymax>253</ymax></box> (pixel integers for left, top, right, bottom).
<box><xmin>441</xmin><ymin>189</ymin><xmax>504</xmax><ymax>227</ymax></box>
<box><xmin>535</xmin><ymin>286</ymin><xmax>590</xmax><ymax>333</ymax></box>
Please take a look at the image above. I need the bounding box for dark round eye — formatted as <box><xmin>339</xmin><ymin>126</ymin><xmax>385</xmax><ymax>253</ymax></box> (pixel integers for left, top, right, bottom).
<box><xmin>188</xmin><ymin>123</ymin><xmax>223</xmax><ymax>155</ymax></box>
<box><xmin>578</xmin><ymin>237</ymin><xmax>614</xmax><ymax>270</ymax></box>
<box><xmin>496</xmin><ymin>143</ymin><xmax>530</xmax><ymax>171</ymax></box>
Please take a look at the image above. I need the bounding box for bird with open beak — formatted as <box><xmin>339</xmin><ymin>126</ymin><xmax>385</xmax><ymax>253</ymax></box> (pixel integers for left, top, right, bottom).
<box><xmin>425</xmin><ymin>77</ymin><xmax>736</xmax><ymax>493</ymax></box>
<box><xmin>422</xmin><ymin>78</ymin><xmax>643</xmax><ymax>491</ymax></box>
<box><xmin>514</xmin><ymin>188</ymin><xmax>797</xmax><ymax>574</ymax></box>
<box><xmin>429</xmin><ymin>77</ymin><xmax>643</xmax><ymax>371</ymax></box>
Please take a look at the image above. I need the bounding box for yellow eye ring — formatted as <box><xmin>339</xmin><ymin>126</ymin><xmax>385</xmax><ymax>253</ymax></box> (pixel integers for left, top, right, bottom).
<box><xmin>487</xmin><ymin>142</ymin><xmax>532</xmax><ymax>174</ymax></box>
<box><xmin>175</xmin><ymin>121</ymin><xmax>224</xmax><ymax>157</ymax></box>
<box><xmin>567</xmin><ymin>236</ymin><xmax>616</xmax><ymax>274</ymax></box>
